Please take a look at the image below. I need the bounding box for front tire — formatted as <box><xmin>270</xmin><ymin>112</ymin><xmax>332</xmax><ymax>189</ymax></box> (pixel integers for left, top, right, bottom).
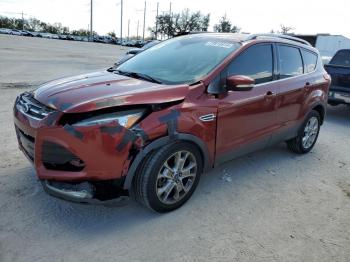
<box><xmin>286</xmin><ymin>110</ymin><xmax>321</xmax><ymax>154</ymax></box>
<box><xmin>134</xmin><ymin>141</ymin><xmax>203</xmax><ymax>213</ymax></box>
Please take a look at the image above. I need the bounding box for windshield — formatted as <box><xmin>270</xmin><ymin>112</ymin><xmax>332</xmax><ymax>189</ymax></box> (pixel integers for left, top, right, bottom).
<box><xmin>330</xmin><ymin>50</ymin><xmax>350</xmax><ymax>67</ymax></box>
<box><xmin>116</xmin><ymin>35</ymin><xmax>241</xmax><ymax>84</ymax></box>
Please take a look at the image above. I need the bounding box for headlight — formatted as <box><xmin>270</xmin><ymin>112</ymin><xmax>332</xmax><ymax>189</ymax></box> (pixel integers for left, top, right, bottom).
<box><xmin>73</xmin><ymin>109</ymin><xmax>145</xmax><ymax>128</ymax></box>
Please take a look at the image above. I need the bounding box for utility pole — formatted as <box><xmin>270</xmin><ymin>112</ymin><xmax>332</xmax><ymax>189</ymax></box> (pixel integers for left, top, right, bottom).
<box><xmin>169</xmin><ymin>2</ymin><xmax>172</xmax><ymax>39</ymax></box>
<box><xmin>120</xmin><ymin>0</ymin><xmax>123</xmax><ymax>41</ymax></box>
<box><xmin>21</xmin><ymin>11</ymin><xmax>24</xmax><ymax>30</ymax></box>
<box><xmin>90</xmin><ymin>0</ymin><xmax>93</xmax><ymax>41</ymax></box>
<box><xmin>155</xmin><ymin>2</ymin><xmax>159</xmax><ymax>39</ymax></box>
<box><xmin>127</xmin><ymin>19</ymin><xmax>130</xmax><ymax>40</ymax></box>
<box><xmin>142</xmin><ymin>1</ymin><xmax>146</xmax><ymax>41</ymax></box>
<box><xmin>137</xmin><ymin>20</ymin><xmax>139</xmax><ymax>39</ymax></box>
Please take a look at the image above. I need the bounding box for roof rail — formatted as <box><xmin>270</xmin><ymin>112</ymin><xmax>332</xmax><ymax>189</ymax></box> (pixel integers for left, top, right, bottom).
<box><xmin>245</xmin><ymin>33</ymin><xmax>312</xmax><ymax>46</ymax></box>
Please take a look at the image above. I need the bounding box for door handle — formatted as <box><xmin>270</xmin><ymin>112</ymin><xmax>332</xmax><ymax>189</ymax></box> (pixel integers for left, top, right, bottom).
<box><xmin>304</xmin><ymin>82</ymin><xmax>311</xmax><ymax>91</ymax></box>
<box><xmin>265</xmin><ymin>91</ymin><xmax>276</xmax><ymax>97</ymax></box>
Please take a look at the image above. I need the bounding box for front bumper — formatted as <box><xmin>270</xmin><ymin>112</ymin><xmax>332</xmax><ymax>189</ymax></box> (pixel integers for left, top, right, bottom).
<box><xmin>42</xmin><ymin>180</ymin><xmax>129</xmax><ymax>205</ymax></box>
<box><xmin>13</xmin><ymin>96</ymin><xmax>135</xmax><ymax>182</ymax></box>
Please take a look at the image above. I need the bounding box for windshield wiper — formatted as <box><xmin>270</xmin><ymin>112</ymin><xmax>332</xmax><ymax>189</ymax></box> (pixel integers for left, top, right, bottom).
<box><xmin>115</xmin><ymin>70</ymin><xmax>162</xmax><ymax>84</ymax></box>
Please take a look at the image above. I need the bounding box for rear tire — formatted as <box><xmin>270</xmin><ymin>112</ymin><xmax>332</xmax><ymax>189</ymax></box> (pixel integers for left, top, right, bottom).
<box><xmin>133</xmin><ymin>141</ymin><xmax>203</xmax><ymax>213</ymax></box>
<box><xmin>286</xmin><ymin>110</ymin><xmax>321</xmax><ymax>154</ymax></box>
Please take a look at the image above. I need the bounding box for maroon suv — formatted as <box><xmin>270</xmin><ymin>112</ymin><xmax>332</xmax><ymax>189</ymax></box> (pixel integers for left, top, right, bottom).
<box><xmin>14</xmin><ymin>33</ymin><xmax>330</xmax><ymax>212</ymax></box>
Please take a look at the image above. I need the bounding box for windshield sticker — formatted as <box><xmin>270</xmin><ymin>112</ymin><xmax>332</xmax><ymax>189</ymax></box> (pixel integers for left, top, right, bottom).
<box><xmin>205</xmin><ymin>41</ymin><xmax>234</xmax><ymax>48</ymax></box>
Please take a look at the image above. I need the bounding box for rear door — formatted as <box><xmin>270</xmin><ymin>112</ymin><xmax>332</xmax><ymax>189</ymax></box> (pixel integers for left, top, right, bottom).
<box><xmin>215</xmin><ymin>44</ymin><xmax>280</xmax><ymax>164</ymax></box>
<box><xmin>273</xmin><ymin>44</ymin><xmax>308</xmax><ymax>138</ymax></box>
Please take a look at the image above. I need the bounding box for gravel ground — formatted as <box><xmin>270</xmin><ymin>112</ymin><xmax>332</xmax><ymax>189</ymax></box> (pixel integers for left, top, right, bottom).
<box><xmin>0</xmin><ymin>34</ymin><xmax>350</xmax><ymax>262</ymax></box>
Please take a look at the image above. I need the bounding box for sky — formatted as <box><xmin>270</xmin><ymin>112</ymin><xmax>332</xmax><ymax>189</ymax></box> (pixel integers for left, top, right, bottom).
<box><xmin>0</xmin><ymin>0</ymin><xmax>349</xmax><ymax>38</ymax></box>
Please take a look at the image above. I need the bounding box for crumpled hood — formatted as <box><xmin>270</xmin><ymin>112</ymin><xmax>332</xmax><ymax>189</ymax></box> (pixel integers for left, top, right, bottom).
<box><xmin>34</xmin><ymin>70</ymin><xmax>190</xmax><ymax>113</ymax></box>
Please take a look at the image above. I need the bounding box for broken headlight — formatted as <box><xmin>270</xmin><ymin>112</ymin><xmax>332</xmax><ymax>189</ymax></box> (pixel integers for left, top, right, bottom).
<box><xmin>73</xmin><ymin>109</ymin><xmax>145</xmax><ymax>128</ymax></box>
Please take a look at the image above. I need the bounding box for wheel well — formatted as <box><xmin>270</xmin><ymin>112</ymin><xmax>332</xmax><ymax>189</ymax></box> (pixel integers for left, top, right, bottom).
<box><xmin>181</xmin><ymin>140</ymin><xmax>205</xmax><ymax>171</ymax></box>
<box><xmin>124</xmin><ymin>134</ymin><xmax>211</xmax><ymax>190</ymax></box>
<box><xmin>312</xmin><ymin>105</ymin><xmax>325</xmax><ymax>124</ymax></box>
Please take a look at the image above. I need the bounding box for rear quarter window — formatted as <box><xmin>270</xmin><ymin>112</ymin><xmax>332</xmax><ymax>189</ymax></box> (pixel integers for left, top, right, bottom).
<box><xmin>278</xmin><ymin>45</ymin><xmax>303</xmax><ymax>79</ymax></box>
<box><xmin>302</xmin><ymin>49</ymin><xmax>318</xmax><ymax>73</ymax></box>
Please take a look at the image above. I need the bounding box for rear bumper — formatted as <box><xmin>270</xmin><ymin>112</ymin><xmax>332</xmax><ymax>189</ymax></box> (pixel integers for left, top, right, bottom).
<box><xmin>328</xmin><ymin>90</ymin><xmax>350</xmax><ymax>105</ymax></box>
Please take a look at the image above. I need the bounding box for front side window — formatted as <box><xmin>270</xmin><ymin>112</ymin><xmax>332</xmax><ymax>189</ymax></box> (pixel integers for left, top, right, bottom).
<box><xmin>117</xmin><ymin>36</ymin><xmax>240</xmax><ymax>84</ymax></box>
<box><xmin>278</xmin><ymin>45</ymin><xmax>303</xmax><ymax>79</ymax></box>
<box><xmin>227</xmin><ymin>44</ymin><xmax>274</xmax><ymax>85</ymax></box>
<box><xmin>302</xmin><ymin>49</ymin><xmax>318</xmax><ymax>73</ymax></box>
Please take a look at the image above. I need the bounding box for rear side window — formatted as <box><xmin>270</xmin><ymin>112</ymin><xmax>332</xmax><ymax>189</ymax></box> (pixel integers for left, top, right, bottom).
<box><xmin>302</xmin><ymin>50</ymin><xmax>318</xmax><ymax>73</ymax></box>
<box><xmin>278</xmin><ymin>45</ymin><xmax>303</xmax><ymax>79</ymax></box>
<box><xmin>329</xmin><ymin>50</ymin><xmax>350</xmax><ymax>66</ymax></box>
<box><xmin>227</xmin><ymin>44</ymin><xmax>273</xmax><ymax>84</ymax></box>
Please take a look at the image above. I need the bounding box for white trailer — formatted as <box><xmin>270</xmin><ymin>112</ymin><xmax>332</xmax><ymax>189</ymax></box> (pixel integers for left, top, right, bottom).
<box><xmin>294</xmin><ymin>34</ymin><xmax>350</xmax><ymax>64</ymax></box>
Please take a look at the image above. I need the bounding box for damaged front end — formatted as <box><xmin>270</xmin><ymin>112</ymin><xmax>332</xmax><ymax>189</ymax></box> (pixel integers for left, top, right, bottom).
<box><xmin>41</xmin><ymin>179</ymin><xmax>129</xmax><ymax>205</ymax></box>
<box><xmin>14</xmin><ymin>91</ymin><xmax>188</xmax><ymax>204</ymax></box>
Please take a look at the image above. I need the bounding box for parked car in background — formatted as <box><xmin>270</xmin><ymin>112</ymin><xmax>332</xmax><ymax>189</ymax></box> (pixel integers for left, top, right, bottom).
<box><xmin>9</xmin><ymin>29</ymin><xmax>23</xmax><ymax>36</ymax></box>
<box><xmin>325</xmin><ymin>49</ymin><xmax>350</xmax><ymax>106</ymax></box>
<box><xmin>31</xmin><ymin>32</ymin><xmax>42</xmax><ymax>37</ymax></box>
<box><xmin>121</xmin><ymin>39</ymin><xmax>129</xmax><ymax>46</ymax></box>
<box><xmin>40</xmin><ymin>33</ymin><xmax>54</xmax><ymax>39</ymax></box>
<box><xmin>115</xmin><ymin>40</ymin><xmax>161</xmax><ymax>65</ymax></box>
<box><xmin>14</xmin><ymin>33</ymin><xmax>330</xmax><ymax>212</ymax></box>
<box><xmin>0</xmin><ymin>28</ymin><xmax>12</xmax><ymax>34</ymax></box>
<box><xmin>135</xmin><ymin>40</ymin><xmax>144</xmax><ymax>47</ymax></box>
<box><xmin>58</xmin><ymin>34</ymin><xmax>68</xmax><ymax>40</ymax></box>
<box><xmin>20</xmin><ymin>30</ymin><xmax>34</xmax><ymax>37</ymax></box>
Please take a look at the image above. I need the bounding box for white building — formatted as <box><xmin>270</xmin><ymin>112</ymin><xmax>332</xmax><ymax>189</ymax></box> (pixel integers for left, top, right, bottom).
<box><xmin>294</xmin><ymin>34</ymin><xmax>350</xmax><ymax>63</ymax></box>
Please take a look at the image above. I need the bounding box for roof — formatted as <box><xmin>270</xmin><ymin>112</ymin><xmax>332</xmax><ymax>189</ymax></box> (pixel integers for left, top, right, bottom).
<box><xmin>185</xmin><ymin>32</ymin><xmax>314</xmax><ymax>49</ymax></box>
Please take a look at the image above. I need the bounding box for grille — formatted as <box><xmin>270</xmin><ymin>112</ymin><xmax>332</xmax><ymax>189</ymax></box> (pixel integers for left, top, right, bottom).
<box><xmin>15</xmin><ymin>127</ymin><xmax>35</xmax><ymax>161</ymax></box>
<box><xmin>16</xmin><ymin>92</ymin><xmax>54</xmax><ymax>120</ymax></box>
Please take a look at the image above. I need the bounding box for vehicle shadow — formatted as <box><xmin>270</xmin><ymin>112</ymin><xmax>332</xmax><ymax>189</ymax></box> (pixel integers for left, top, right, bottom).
<box><xmin>4</xmin><ymin>142</ymin><xmax>312</xmax><ymax>239</ymax></box>
<box><xmin>325</xmin><ymin>104</ymin><xmax>350</xmax><ymax>125</ymax></box>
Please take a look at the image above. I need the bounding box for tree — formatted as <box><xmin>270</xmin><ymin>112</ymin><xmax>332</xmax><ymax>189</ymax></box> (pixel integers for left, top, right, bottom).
<box><xmin>279</xmin><ymin>24</ymin><xmax>294</xmax><ymax>34</ymax></box>
<box><xmin>150</xmin><ymin>9</ymin><xmax>210</xmax><ymax>39</ymax></box>
<box><xmin>214</xmin><ymin>15</ymin><xmax>240</xmax><ymax>33</ymax></box>
<box><xmin>107</xmin><ymin>31</ymin><xmax>116</xmax><ymax>38</ymax></box>
<box><xmin>27</xmin><ymin>18</ymin><xmax>42</xmax><ymax>31</ymax></box>
<box><xmin>173</xmin><ymin>9</ymin><xmax>210</xmax><ymax>33</ymax></box>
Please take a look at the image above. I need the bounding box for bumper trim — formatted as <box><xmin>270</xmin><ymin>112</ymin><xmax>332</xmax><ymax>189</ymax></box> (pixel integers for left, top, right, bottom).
<box><xmin>42</xmin><ymin>180</ymin><xmax>129</xmax><ymax>205</ymax></box>
<box><xmin>328</xmin><ymin>92</ymin><xmax>350</xmax><ymax>105</ymax></box>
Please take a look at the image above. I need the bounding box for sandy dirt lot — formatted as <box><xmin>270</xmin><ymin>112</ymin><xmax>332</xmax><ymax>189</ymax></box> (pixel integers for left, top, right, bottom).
<box><xmin>0</xmin><ymin>34</ymin><xmax>350</xmax><ymax>262</ymax></box>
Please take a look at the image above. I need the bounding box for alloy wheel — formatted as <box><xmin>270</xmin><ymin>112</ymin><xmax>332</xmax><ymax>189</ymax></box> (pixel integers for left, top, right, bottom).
<box><xmin>156</xmin><ymin>150</ymin><xmax>197</xmax><ymax>205</ymax></box>
<box><xmin>302</xmin><ymin>116</ymin><xmax>319</xmax><ymax>149</ymax></box>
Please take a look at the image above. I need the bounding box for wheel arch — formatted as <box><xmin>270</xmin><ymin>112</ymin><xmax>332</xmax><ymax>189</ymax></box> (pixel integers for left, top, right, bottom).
<box><xmin>311</xmin><ymin>103</ymin><xmax>326</xmax><ymax>125</ymax></box>
<box><xmin>123</xmin><ymin>133</ymin><xmax>211</xmax><ymax>190</ymax></box>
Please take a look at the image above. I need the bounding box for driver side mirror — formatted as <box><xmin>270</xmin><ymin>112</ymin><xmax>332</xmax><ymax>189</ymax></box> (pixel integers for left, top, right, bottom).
<box><xmin>226</xmin><ymin>75</ymin><xmax>255</xmax><ymax>91</ymax></box>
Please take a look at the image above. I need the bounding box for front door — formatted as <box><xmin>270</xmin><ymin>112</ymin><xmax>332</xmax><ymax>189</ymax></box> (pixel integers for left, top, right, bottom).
<box><xmin>215</xmin><ymin>44</ymin><xmax>280</xmax><ymax>165</ymax></box>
